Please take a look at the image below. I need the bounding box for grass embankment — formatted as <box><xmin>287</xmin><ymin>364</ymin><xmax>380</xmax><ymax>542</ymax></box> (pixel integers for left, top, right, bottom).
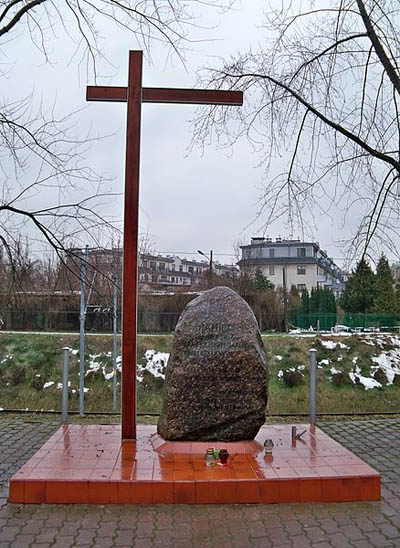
<box><xmin>0</xmin><ymin>332</ymin><xmax>400</xmax><ymax>415</ymax></box>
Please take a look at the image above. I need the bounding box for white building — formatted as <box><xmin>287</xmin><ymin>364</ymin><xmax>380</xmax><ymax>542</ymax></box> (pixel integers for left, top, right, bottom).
<box><xmin>238</xmin><ymin>237</ymin><xmax>344</xmax><ymax>296</ymax></box>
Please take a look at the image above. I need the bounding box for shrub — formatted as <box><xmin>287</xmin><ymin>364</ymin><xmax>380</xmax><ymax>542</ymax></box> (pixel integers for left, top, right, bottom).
<box><xmin>7</xmin><ymin>366</ymin><xmax>26</xmax><ymax>386</ymax></box>
<box><xmin>373</xmin><ymin>368</ymin><xmax>388</xmax><ymax>385</ymax></box>
<box><xmin>31</xmin><ymin>375</ymin><xmax>44</xmax><ymax>391</ymax></box>
<box><xmin>393</xmin><ymin>374</ymin><xmax>400</xmax><ymax>386</ymax></box>
<box><xmin>282</xmin><ymin>369</ymin><xmax>304</xmax><ymax>387</ymax></box>
<box><xmin>331</xmin><ymin>372</ymin><xmax>352</xmax><ymax>386</ymax></box>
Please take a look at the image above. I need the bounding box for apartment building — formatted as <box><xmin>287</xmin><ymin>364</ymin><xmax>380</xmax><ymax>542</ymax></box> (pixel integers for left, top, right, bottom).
<box><xmin>238</xmin><ymin>237</ymin><xmax>344</xmax><ymax>296</ymax></box>
<box><xmin>59</xmin><ymin>248</ymin><xmax>238</xmax><ymax>291</ymax></box>
<box><xmin>391</xmin><ymin>263</ymin><xmax>400</xmax><ymax>281</ymax></box>
<box><xmin>139</xmin><ymin>253</ymin><xmax>238</xmax><ymax>288</ymax></box>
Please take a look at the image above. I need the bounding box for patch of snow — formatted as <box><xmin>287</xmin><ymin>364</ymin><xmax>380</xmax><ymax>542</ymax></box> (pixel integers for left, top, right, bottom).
<box><xmin>320</xmin><ymin>340</ymin><xmax>337</xmax><ymax>350</ymax></box>
<box><xmin>337</xmin><ymin>355</ymin><xmax>343</xmax><ymax>362</ymax></box>
<box><xmin>362</xmin><ymin>339</ymin><xmax>375</xmax><ymax>346</ymax></box>
<box><xmin>330</xmin><ymin>367</ymin><xmax>342</xmax><ymax>374</ymax></box>
<box><xmin>137</xmin><ymin>350</ymin><xmax>169</xmax><ymax>380</ymax></box>
<box><xmin>319</xmin><ymin>359</ymin><xmax>330</xmax><ymax>366</ymax></box>
<box><xmin>0</xmin><ymin>407</ymin><xmax>3</xmax><ymax>411</ymax></box>
<box><xmin>56</xmin><ymin>382</ymin><xmax>71</xmax><ymax>390</ymax></box>
<box><xmin>371</xmin><ymin>352</ymin><xmax>400</xmax><ymax>385</ymax></box>
<box><xmin>84</xmin><ymin>387</ymin><xmax>89</xmax><ymax>393</ymax></box>
<box><xmin>349</xmin><ymin>364</ymin><xmax>382</xmax><ymax>390</ymax></box>
<box><xmin>43</xmin><ymin>381</ymin><xmax>54</xmax><ymax>389</ymax></box>
<box><xmin>275</xmin><ymin>355</ymin><xmax>283</xmax><ymax>361</ymax></box>
<box><xmin>277</xmin><ymin>370</ymin><xmax>283</xmax><ymax>378</ymax></box>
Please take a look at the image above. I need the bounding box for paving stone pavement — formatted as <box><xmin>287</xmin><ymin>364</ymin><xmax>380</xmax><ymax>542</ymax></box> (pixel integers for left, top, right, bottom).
<box><xmin>1</xmin><ymin>417</ymin><xmax>400</xmax><ymax>547</ymax></box>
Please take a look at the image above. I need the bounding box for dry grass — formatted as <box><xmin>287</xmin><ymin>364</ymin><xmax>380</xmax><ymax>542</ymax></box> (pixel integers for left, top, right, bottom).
<box><xmin>1</xmin><ymin>332</ymin><xmax>400</xmax><ymax>415</ymax></box>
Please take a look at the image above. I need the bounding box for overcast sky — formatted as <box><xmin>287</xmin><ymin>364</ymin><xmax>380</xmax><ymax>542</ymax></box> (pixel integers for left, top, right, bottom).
<box><xmin>1</xmin><ymin>1</ymin><xmax>379</xmax><ymax>268</ymax></box>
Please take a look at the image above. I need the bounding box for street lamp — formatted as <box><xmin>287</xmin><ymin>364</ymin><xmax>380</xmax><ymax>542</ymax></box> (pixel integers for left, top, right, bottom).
<box><xmin>197</xmin><ymin>249</ymin><xmax>213</xmax><ymax>289</ymax></box>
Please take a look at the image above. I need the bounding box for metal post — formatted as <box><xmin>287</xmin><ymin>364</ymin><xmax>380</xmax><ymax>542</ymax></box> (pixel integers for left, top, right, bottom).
<box><xmin>79</xmin><ymin>245</ymin><xmax>88</xmax><ymax>416</ymax></box>
<box><xmin>112</xmin><ymin>273</ymin><xmax>118</xmax><ymax>412</ymax></box>
<box><xmin>309</xmin><ymin>348</ymin><xmax>317</xmax><ymax>425</ymax></box>
<box><xmin>61</xmin><ymin>347</ymin><xmax>70</xmax><ymax>424</ymax></box>
<box><xmin>209</xmin><ymin>250</ymin><xmax>213</xmax><ymax>289</ymax></box>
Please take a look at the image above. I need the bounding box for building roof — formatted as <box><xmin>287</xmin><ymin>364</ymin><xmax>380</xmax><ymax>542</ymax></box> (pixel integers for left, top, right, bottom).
<box><xmin>240</xmin><ymin>238</ymin><xmax>319</xmax><ymax>250</ymax></box>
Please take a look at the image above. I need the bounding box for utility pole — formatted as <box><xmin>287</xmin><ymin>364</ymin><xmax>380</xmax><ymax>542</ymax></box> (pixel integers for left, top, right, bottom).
<box><xmin>197</xmin><ymin>249</ymin><xmax>213</xmax><ymax>289</ymax></box>
<box><xmin>79</xmin><ymin>245</ymin><xmax>89</xmax><ymax>416</ymax></box>
<box><xmin>112</xmin><ymin>272</ymin><xmax>118</xmax><ymax>412</ymax></box>
<box><xmin>209</xmin><ymin>250</ymin><xmax>213</xmax><ymax>289</ymax></box>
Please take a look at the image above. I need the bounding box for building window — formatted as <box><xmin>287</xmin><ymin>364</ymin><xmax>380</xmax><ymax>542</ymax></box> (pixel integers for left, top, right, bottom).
<box><xmin>297</xmin><ymin>284</ymin><xmax>306</xmax><ymax>292</ymax></box>
<box><xmin>269</xmin><ymin>249</ymin><xmax>275</xmax><ymax>258</ymax></box>
<box><xmin>150</xmin><ymin>261</ymin><xmax>156</xmax><ymax>269</ymax></box>
<box><xmin>297</xmin><ymin>265</ymin><xmax>306</xmax><ymax>275</ymax></box>
<box><xmin>151</xmin><ymin>275</ymin><xmax>157</xmax><ymax>282</ymax></box>
<box><xmin>179</xmin><ymin>265</ymin><xmax>183</xmax><ymax>272</ymax></box>
<box><xmin>171</xmin><ymin>277</ymin><xmax>175</xmax><ymax>283</ymax></box>
<box><xmin>269</xmin><ymin>266</ymin><xmax>275</xmax><ymax>275</ymax></box>
<box><xmin>297</xmin><ymin>247</ymin><xmax>306</xmax><ymax>257</ymax></box>
<box><xmin>188</xmin><ymin>266</ymin><xmax>194</xmax><ymax>274</ymax></box>
<box><xmin>159</xmin><ymin>262</ymin><xmax>165</xmax><ymax>271</ymax></box>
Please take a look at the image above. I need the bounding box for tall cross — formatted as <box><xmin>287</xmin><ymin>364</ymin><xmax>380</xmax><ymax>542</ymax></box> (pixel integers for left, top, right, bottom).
<box><xmin>87</xmin><ymin>50</ymin><xmax>243</xmax><ymax>440</ymax></box>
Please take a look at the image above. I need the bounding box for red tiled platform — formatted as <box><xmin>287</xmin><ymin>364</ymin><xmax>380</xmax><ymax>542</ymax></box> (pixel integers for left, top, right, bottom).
<box><xmin>9</xmin><ymin>424</ymin><xmax>380</xmax><ymax>504</ymax></box>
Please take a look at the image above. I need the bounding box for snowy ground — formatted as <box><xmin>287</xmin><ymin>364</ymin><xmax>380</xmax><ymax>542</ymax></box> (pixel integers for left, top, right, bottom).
<box><xmin>6</xmin><ymin>333</ymin><xmax>400</xmax><ymax>395</ymax></box>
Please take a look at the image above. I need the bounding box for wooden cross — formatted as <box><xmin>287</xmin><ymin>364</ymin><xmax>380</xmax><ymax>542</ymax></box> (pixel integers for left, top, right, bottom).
<box><xmin>87</xmin><ymin>50</ymin><xmax>243</xmax><ymax>440</ymax></box>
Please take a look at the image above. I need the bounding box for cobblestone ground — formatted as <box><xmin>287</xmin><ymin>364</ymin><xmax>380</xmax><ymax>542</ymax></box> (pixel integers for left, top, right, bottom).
<box><xmin>1</xmin><ymin>417</ymin><xmax>400</xmax><ymax>547</ymax></box>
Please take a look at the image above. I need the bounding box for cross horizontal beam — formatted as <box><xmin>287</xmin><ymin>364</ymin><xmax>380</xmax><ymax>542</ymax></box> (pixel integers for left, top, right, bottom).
<box><xmin>87</xmin><ymin>86</ymin><xmax>243</xmax><ymax>106</ymax></box>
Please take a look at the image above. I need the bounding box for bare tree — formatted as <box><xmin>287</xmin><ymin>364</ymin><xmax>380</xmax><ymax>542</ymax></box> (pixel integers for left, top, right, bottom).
<box><xmin>1</xmin><ymin>0</ymin><xmax>233</xmax><ymax>276</ymax></box>
<box><xmin>192</xmin><ymin>0</ymin><xmax>400</xmax><ymax>262</ymax></box>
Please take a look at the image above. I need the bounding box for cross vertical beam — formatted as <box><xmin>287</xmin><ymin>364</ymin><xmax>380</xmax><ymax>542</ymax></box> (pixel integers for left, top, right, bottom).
<box><xmin>122</xmin><ymin>51</ymin><xmax>142</xmax><ymax>440</ymax></box>
<box><xmin>86</xmin><ymin>50</ymin><xmax>243</xmax><ymax>441</ymax></box>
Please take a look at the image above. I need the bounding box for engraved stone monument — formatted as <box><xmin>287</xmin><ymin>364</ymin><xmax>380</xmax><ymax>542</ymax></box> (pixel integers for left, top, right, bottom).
<box><xmin>157</xmin><ymin>286</ymin><xmax>268</xmax><ymax>441</ymax></box>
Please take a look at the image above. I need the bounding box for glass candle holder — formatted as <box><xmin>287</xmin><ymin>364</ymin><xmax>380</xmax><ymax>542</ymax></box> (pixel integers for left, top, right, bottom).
<box><xmin>264</xmin><ymin>439</ymin><xmax>274</xmax><ymax>455</ymax></box>
<box><xmin>205</xmin><ymin>449</ymin><xmax>215</xmax><ymax>466</ymax></box>
<box><xmin>219</xmin><ymin>449</ymin><xmax>229</xmax><ymax>465</ymax></box>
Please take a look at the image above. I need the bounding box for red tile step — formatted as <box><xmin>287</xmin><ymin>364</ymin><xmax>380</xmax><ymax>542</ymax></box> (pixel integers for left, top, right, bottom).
<box><xmin>9</xmin><ymin>424</ymin><xmax>380</xmax><ymax>504</ymax></box>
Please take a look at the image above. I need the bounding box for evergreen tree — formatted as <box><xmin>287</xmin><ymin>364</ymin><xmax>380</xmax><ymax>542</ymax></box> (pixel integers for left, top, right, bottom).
<box><xmin>309</xmin><ymin>287</ymin><xmax>319</xmax><ymax>313</ymax></box>
<box><xmin>328</xmin><ymin>288</ymin><xmax>337</xmax><ymax>314</ymax></box>
<box><xmin>288</xmin><ymin>285</ymin><xmax>300</xmax><ymax>313</ymax></box>
<box><xmin>290</xmin><ymin>285</ymin><xmax>299</xmax><ymax>298</ymax></box>
<box><xmin>300</xmin><ymin>288</ymin><xmax>309</xmax><ymax>315</ymax></box>
<box><xmin>340</xmin><ymin>259</ymin><xmax>376</xmax><ymax>313</ymax></box>
<box><xmin>395</xmin><ymin>280</ymin><xmax>400</xmax><ymax>314</ymax></box>
<box><xmin>253</xmin><ymin>268</ymin><xmax>274</xmax><ymax>292</ymax></box>
<box><xmin>373</xmin><ymin>254</ymin><xmax>396</xmax><ymax>313</ymax></box>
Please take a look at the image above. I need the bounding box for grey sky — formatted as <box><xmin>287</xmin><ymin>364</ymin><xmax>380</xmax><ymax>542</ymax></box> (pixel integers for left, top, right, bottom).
<box><xmin>1</xmin><ymin>1</ymin><xmax>376</xmax><ymax>268</ymax></box>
